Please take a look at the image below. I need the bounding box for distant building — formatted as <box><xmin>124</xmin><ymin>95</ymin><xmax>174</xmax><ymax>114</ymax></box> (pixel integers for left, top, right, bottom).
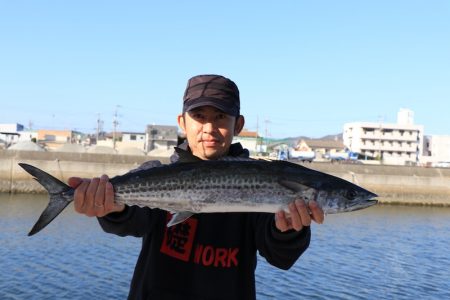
<box><xmin>295</xmin><ymin>139</ymin><xmax>345</xmax><ymax>155</ymax></box>
<box><xmin>422</xmin><ymin>135</ymin><xmax>450</xmax><ymax>166</ymax></box>
<box><xmin>0</xmin><ymin>123</ymin><xmax>24</xmax><ymax>132</ymax></box>
<box><xmin>291</xmin><ymin>138</ymin><xmax>345</xmax><ymax>161</ymax></box>
<box><xmin>343</xmin><ymin>109</ymin><xmax>424</xmax><ymax>165</ymax></box>
<box><xmin>233</xmin><ymin>129</ymin><xmax>260</xmax><ymax>153</ymax></box>
<box><xmin>37</xmin><ymin>129</ymin><xmax>86</xmax><ymax>150</ymax></box>
<box><xmin>0</xmin><ymin>123</ymin><xmax>28</xmax><ymax>148</ymax></box>
<box><xmin>17</xmin><ymin>131</ymin><xmax>38</xmax><ymax>142</ymax></box>
<box><xmin>100</xmin><ymin>132</ymin><xmax>123</xmax><ymax>149</ymax></box>
<box><xmin>146</xmin><ymin>125</ymin><xmax>178</xmax><ymax>152</ymax></box>
<box><xmin>121</xmin><ymin>132</ymin><xmax>146</xmax><ymax>151</ymax></box>
<box><xmin>122</xmin><ymin>132</ymin><xmax>146</xmax><ymax>143</ymax></box>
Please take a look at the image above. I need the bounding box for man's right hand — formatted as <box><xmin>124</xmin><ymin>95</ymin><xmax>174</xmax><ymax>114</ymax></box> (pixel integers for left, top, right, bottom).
<box><xmin>68</xmin><ymin>175</ymin><xmax>125</xmax><ymax>217</ymax></box>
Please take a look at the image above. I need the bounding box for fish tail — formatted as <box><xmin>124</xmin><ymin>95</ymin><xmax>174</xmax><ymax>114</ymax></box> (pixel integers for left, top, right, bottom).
<box><xmin>18</xmin><ymin>163</ymin><xmax>74</xmax><ymax>236</ymax></box>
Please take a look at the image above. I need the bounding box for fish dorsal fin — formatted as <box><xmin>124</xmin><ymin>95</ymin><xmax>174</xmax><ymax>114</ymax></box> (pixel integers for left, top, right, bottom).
<box><xmin>174</xmin><ymin>147</ymin><xmax>203</xmax><ymax>163</ymax></box>
<box><xmin>278</xmin><ymin>180</ymin><xmax>311</xmax><ymax>193</ymax></box>
<box><xmin>127</xmin><ymin>160</ymin><xmax>162</xmax><ymax>174</ymax></box>
<box><xmin>167</xmin><ymin>211</ymin><xmax>195</xmax><ymax>227</ymax></box>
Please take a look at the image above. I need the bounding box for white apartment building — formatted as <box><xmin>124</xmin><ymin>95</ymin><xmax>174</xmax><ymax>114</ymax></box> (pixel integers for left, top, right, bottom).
<box><xmin>423</xmin><ymin>135</ymin><xmax>450</xmax><ymax>165</ymax></box>
<box><xmin>1</xmin><ymin>124</ymin><xmax>37</xmax><ymax>142</ymax></box>
<box><xmin>343</xmin><ymin>109</ymin><xmax>424</xmax><ymax>165</ymax></box>
<box><xmin>1</xmin><ymin>123</ymin><xmax>24</xmax><ymax>147</ymax></box>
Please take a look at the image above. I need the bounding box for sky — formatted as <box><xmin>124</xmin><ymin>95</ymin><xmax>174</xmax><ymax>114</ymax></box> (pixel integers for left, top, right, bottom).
<box><xmin>1</xmin><ymin>0</ymin><xmax>449</xmax><ymax>139</ymax></box>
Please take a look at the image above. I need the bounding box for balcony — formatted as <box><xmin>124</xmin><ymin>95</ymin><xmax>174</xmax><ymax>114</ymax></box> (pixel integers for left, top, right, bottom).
<box><xmin>359</xmin><ymin>144</ymin><xmax>417</xmax><ymax>153</ymax></box>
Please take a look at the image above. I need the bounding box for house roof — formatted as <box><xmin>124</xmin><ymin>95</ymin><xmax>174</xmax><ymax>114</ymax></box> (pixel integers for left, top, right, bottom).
<box><xmin>122</xmin><ymin>132</ymin><xmax>146</xmax><ymax>135</ymax></box>
<box><xmin>238</xmin><ymin>129</ymin><xmax>258</xmax><ymax>138</ymax></box>
<box><xmin>298</xmin><ymin>139</ymin><xmax>345</xmax><ymax>150</ymax></box>
<box><xmin>105</xmin><ymin>132</ymin><xmax>123</xmax><ymax>139</ymax></box>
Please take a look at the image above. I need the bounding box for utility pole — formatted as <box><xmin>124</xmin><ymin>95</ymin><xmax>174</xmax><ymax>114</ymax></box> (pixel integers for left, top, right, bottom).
<box><xmin>113</xmin><ymin>105</ymin><xmax>120</xmax><ymax>150</ymax></box>
<box><xmin>96</xmin><ymin>113</ymin><xmax>103</xmax><ymax>144</ymax></box>
<box><xmin>255</xmin><ymin>115</ymin><xmax>259</xmax><ymax>152</ymax></box>
<box><xmin>264</xmin><ymin>119</ymin><xmax>270</xmax><ymax>152</ymax></box>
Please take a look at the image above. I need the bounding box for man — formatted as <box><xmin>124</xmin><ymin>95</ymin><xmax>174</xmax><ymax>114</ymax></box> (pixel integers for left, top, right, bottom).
<box><xmin>69</xmin><ymin>74</ymin><xmax>324</xmax><ymax>299</ymax></box>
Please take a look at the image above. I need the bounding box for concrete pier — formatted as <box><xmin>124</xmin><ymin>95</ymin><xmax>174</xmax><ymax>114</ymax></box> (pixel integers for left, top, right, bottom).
<box><xmin>1</xmin><ymin>150</ymin><xmax>450</xmax><ymax>206</ymax></box>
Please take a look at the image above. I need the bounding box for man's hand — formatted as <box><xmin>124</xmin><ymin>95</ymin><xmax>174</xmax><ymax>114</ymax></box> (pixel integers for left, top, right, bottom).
<box><xmin>68</xmin><ymin>175</ymin><xmax>125</xmax><ymax>217</ymax></box>
<box><xmin>275</xmin><ymin>199</ymin><xmax>324</xmax><ymax>232</ymax></box>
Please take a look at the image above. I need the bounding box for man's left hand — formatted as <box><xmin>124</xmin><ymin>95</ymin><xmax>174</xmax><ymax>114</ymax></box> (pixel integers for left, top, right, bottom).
<box><xmin>275</xmin><ymin>199</ymin><xmax>324</xmax><ymax>232</ymax></box>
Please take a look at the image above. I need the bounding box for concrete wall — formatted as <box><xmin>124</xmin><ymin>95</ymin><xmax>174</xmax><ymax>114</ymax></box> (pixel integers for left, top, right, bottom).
<box><xmin>303</xmin><ymin>162</ymin><xmax>450</xmax><ymax>206</ymax></box>
<box><xmin>0</xmin><ymin>150</ymin><xmax>170</xmax><ymax>193</ymax></box>
<box><xmin>1</xmin><ymin>150</ymin><xmax>450</xmax><ymax>206</ymax></box>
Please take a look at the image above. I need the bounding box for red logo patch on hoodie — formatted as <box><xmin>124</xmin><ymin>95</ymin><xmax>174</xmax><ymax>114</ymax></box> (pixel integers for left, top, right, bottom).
<box><xmin>160</xmin><ymin>214</ymin><xmax>198</xmax><ymax>262</ymax></box>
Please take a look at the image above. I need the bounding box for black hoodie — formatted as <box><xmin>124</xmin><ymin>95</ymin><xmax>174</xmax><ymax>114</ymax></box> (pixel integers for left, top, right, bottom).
<box><xmin>98</xmin><ymin>143</ymin><xmax>311</xmax><ymax>300</ymax></box>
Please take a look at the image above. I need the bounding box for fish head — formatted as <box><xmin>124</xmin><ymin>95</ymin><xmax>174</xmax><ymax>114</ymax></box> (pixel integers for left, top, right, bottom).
<box><xmin>279</xmin><ymin>161</ymin><xmax>378</xmax><ymax>214</ymax></box>
<box><xmin>321</xmin><ymin>185</ymin><xmax>378</xmax><ymax>214</ymax></box>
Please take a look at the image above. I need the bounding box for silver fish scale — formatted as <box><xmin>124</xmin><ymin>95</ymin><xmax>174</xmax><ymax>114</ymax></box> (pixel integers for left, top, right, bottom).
<box><xmin>106</xmin><ymin>159</ymin><xmax>377</xmax><ymax>215</ymax></box>
<box><xmin>113</xmin><ymin>168</ymin><xmax>297</xmax><ymax>213</ymax></box>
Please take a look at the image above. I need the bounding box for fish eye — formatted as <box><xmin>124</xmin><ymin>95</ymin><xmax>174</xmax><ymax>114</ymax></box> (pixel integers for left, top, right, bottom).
<box><xmin>346</xmin><ymin>190</ymin><xmax>357</xmax><ymax>200</ymax></box>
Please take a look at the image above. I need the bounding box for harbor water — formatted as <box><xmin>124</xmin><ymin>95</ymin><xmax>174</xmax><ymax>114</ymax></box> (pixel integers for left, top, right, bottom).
<box><xmin>1</xmin><ymin>193</ymin><xmax>449</xmax><ymax>299</ymax></box>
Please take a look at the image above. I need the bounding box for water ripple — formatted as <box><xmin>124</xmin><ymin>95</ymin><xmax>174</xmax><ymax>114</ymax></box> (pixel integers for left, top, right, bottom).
<box><xmin>2</xmin><ymin>194</ymin><xmax>450</xmax><ymax>299</ymax></box>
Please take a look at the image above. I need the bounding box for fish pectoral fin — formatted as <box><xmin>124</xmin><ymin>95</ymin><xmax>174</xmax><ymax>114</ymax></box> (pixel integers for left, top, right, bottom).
<box><xmin>167</xmin><ymin>211</ymin><xmax>195</xmax><ymax>227</ymax></box>
<box><xmin>278</xmin><ymin>180</ymin><xmax>311</xmax><ymax>193</ymax></box>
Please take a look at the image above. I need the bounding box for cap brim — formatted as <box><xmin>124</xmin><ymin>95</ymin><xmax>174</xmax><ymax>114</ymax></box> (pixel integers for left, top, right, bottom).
<box><xmin>183</xmin><ymin>97</ymin><xmax>239</xmax><ymax>116</ymax></box>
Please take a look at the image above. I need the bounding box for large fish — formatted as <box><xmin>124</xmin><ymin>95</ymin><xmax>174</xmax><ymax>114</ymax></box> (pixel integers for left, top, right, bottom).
<box><xmin>19</xmin><ymin>148</ymin><xmax>377</xmax><ymax>236</ymax></box>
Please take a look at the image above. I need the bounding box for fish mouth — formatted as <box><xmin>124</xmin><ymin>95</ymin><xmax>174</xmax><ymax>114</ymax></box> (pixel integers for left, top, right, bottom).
<box><xmin>367</xmin><ymin>191</ymin><xmax>378</xmax><ymax>204</ymax></box>
<box><xmin>365</xmin><ymin>192</ymin><xmax>378</xmax><ymax>203</ymax></box>
<box><xmin>362</xmin><ymin>196</ymin><xmax>378</xmax><ymax>209</ymax></box>
<box><xmin>366</xmin><ymin>199</ymin><xmax>378</xmax><ymax>206</ymax></box>
<box><xmin>349</xmin><ymin>199</ymin><xmax>378</xmax><ymax>212</ymax></box>
<box><xmin>352</xmin><ymin>192</ymin><xmax>378</xmax><ymax>211</ymax></box>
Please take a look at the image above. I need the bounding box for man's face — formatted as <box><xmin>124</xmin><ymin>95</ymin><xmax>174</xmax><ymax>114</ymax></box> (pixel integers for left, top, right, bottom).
<box><xmin>177</xmin><ymin>106</ymin><xmax>244</xmax><ymax>160</ymax></box>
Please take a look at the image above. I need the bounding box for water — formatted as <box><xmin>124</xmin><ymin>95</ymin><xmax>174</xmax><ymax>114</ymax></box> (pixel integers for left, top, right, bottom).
<box><xmin>1</xmin><ymin>194</ymin><xmax>449</xmax><ymax>300</ymax></box>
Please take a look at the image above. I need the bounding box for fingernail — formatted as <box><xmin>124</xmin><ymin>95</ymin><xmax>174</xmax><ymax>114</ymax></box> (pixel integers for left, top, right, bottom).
<box><xmin>296</xmin><ymin>199</ymin><xmax>305</xmax><ymax>207</ymax></box>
